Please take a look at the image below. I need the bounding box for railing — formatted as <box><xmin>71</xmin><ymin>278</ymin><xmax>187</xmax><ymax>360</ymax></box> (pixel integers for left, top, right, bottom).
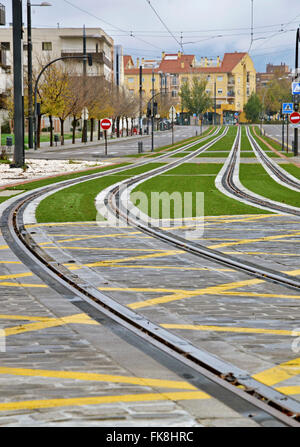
<box><xmin>61</xmin><ymin>49</ymin><xmax>112</xmax><ymax>68</ymax></box>
<box><xmin>227</xmin><ymin>90</ymin><xmax>235</xmax><ymax>97</ymax></box>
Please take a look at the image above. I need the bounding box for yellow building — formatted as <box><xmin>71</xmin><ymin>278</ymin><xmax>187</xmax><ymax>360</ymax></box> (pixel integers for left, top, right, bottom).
<box><xmin>124</xmin><ymin>52</ymin><xmax>256</xmax><ymax>124</ymax></box>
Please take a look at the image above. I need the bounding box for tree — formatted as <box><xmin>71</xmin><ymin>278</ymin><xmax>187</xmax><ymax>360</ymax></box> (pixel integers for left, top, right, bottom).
<box><xmin>244</xmin><ymin>93</ymin><xmax>262</xmax><ymax>123</ymax></box>
<box><xmin>179</xmin><ymin>77</ymin><xmax>212</xmax><ymax>117</ymax></box>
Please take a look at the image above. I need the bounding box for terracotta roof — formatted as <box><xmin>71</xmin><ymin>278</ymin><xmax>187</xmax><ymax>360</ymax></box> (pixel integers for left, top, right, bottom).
<box><xmin>124</xmin><ymin>52</ymin><xmax>248</xmax><ymax>75</ymax></box>
<box><xmin>123</xmin><ymin>55</ymin><xmax>134</xmax><ymax>69</ymax></box>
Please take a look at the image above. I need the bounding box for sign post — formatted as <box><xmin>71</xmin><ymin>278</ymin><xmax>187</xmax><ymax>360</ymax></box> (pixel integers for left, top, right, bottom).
<box><xmin>100</xmin><ymin>119</ymin><xmax>112</xmax><ymax>156</ymax></box>
<box><xmin>169</xmin><ymin>106</ymin><xmax>176</xmax><ymax>145</ymax></box>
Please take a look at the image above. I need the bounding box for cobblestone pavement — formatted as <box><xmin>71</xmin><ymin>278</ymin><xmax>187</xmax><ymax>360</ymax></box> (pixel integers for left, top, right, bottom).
<box><xmin>23</xmin><ymin>215</ymin><xmax>300</xmax><ymax>410</ymax></box>
<box><xmin>0</xmin><ymin>224</ymin><xmax>263</xmax><ymax>427</ymax></box>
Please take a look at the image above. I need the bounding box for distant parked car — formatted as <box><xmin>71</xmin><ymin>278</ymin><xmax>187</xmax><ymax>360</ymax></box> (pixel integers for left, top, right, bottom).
<box><xmin>160</xmin><ymin>119</ymin><xmax>171</xmax><ymax>130</ymax></box>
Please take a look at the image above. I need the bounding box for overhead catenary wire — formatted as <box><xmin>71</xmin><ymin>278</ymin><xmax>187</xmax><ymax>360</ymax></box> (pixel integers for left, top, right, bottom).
<box><xmin>62</xmin><ymin>0</ymin><xmax>165</xmax><ymax>50</ymax></box>
<box><xmin>144</xmin><ymin>0</ymin><xmax>183</xmax><ymax>52</ymax></box>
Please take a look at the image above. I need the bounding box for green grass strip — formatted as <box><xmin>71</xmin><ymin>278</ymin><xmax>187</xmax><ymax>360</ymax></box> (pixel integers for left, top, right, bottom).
<box><xmin>239</xmin><ymin>163</ymin><xmax>300</xmax><ymax>208</ymax></box>
<box><xmin>132</xmin><ymin>163</ymin><xmax>268</xmax><ymax>217</ymax></box>
<box><xmin>274</xmin><ymin>163</ymin><xmax>300</xmax><ymax>180</ymax></box>
<box><xmin>36</xmin><ymin>163</ymin><xmax>165</xmax><ymax>223</ymax></box>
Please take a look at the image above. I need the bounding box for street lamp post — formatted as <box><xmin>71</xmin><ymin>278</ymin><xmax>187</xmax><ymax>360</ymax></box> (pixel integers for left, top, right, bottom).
<box><xmin>27</xmin><ymin>1</ymin><xmax>52</xmax><ymax>149</ymax></box>
<box><xmin>151</xmin><ymin>69</ymin><xmax>155</xmax><ymax>152</ymax></box>
<box><xmin>34</xmin><ymin>54</ymin><xmax>92</xmax><ymax>150</ymax></box>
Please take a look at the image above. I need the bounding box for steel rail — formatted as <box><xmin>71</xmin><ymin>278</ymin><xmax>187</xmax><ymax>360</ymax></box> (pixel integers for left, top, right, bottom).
<box><xmin>1</xmin><ymin>126</ymin><xmax>299</xmax><ymax>426</ymax></box>
<box><xmin>222</xmin><ymin>127</ymin><xmax>300</xmax><ymax>217</ymax></box>
<box><xmin>246</xmin><ymin>126</ymin><xmax>300</xmax><ymax>192</ymax></box>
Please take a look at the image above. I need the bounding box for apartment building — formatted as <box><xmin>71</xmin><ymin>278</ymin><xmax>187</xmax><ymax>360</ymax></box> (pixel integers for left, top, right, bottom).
<box><xmin>124</xmin><ymin>51</ymin><xmax>256</xmax><ymax>124</ymax></box>
<box><xmin>256</xmin><ymin>62</ymin><xmax>290</xmax><ymax>89</ymax></box>
<box><xmin>0</xmin><ymin>26</ymin><xmax>114</xmax><ymax>94</ymax></box>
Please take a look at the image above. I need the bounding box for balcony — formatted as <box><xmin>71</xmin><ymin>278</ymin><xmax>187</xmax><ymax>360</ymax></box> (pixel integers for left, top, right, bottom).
<box><xmin>227</xmin><ymin>90</ymin><xmax>235</xmax><ymax>97</ymax></box>
<box><xmin>227</xmin><ymin>78</ymin><xmax>235</xmax><ymax>86</ymax></box>
<box><xmin>61</xmin><ymin>49</ymin><xmax>112</xmax><ymax>69</ymax></box>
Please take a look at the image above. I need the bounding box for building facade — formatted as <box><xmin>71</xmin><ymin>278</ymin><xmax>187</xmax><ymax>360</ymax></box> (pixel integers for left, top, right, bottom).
<box><xmin>256</xmin><ymin>62</ymin><xmax>290</xmax><ymax>89</ymax></box>
<box><xmin>0</xmin><ymin>26</ymin><xmax>114</xmax><ymax>93</ymax></box>
<box><xmin>124</xmin><ymin>51</ymin><xmax>256</xmax><ymax>124</ymax></box>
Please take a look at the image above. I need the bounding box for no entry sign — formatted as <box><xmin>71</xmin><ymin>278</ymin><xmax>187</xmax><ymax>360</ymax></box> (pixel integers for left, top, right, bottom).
<box><xmin>289</xmin><ymin>112</ymin><xmax>300</xmax><ymax>124</ymax></box>
<box><xmin>100</xmin><ymin>119</ymin><xmax>112</xmax><ymax>130</ymax></box>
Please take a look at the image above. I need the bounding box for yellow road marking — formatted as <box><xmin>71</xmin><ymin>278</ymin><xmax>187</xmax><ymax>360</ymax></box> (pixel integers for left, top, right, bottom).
<box><xmin>161</xmin><ymin>324</ymin><xmax>300</xmax><ymax>337</ymax></box>
<box><xmin>54</xmin><ymin>232</ymin><xmax>141</xmax><ymax>243</ymax></box>
<box><xmin>0</xmin><ymin>391</ymin><xmax>209</xmax><ymax>412</ymax></box>
<box><xmin>0</xmin><ymin>282</ymin><xmax>48</xmax><ymax>288</ymax></box>
<box><xmin>275</xmin><ymin>386</ymin><xmax>300</xmax><ymax>395</ymax></box>
<box><xmin>0</xmin><ymin>366</ymin><xmax>196</xmax><ymax>390</ymax></box>
<box><xmin>222</xmin><ymin>291</ymin><xmax>300</xmax><ymax>299</ymax></box>
<box><xmin>126</xmin><ymin>278</ymin><xmax>263</xmax><ymax>309</ymax></box>
<box><xmin>0</xmin><ymin>261</ymin><xmax>22</xmax><ymax>265</ymax></box>
<box><xmin>0</xmin><ymin>245</ymin><xmax>8</xmax><ymax>250</ymax></box>
<box><xmin>67</xmin><ymin>251</ymin><xmax>182</xmax><ymax>270</ymax></box>
<box><xmin>209</xmin><ymin>231</ymin><xmax>300</xmax><ymax>249</ymax></box>
<box><xmin>68</xmin><ymin>263</ymin><xmax>233</xmax><ymax>272</ymax></box>
<box><xmin>0</xmin><ymin>314</ymin><xmax>53</xmax><ymax>322</ymax></box>
<box><xmin>0</xmin><ymin>273</ymin><xmax>33</xmax><ymax>280</ymax></box>
<box><xmin>225</xmin><ymin>251</ymin><xmax>300</xmax><ymax>257</ymax></box>
<box><xmin>4</xmin><ymin>313</ymin><xmax>98</xmax><ymax>337</ymax></box>
<box><xmin>253</xmin><ymin>357</ymin><xmax>300</xmax><ymax>386</ymax></box>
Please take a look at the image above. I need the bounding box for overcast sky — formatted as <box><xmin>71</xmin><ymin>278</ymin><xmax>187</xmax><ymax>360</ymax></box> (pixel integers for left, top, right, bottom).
<box><xmin>3</xmin><ymin>0</ymin><xmax>300</xmax><ymax>72</ymax></box>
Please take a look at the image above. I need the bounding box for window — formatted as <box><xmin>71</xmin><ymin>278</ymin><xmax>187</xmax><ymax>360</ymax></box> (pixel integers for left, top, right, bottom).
<box><xmin>217</xmin><ymin>76</ymin><xmax>223</xmax><ymax>81</ymax></box>
<box><xmin>206</xmin><ymin>89</ymin><xmax>211</xmax><ymax>94</ymax></box>
<box><xmin>128</xmin><ymin>77</ymin><xmax>134</xmax><ymax>83</ymax></box>
<box><xmin>246</xmin><ymin>72</ymin><xmax>250</xmax><ymax>83</ymax></box>
<box><xmin>172</xmin><ymin>90</ymin><xmax>177</xmax><ymax>97</ymax></box>
<box><xmin>207</xmin><ymin>75</ymin><xmax>211</xmax><ymax>81</ymax></box>
<box><xmin>1</xmin><ymin>42</ymin><xmax>10</xmax><ymax>51</ymax></box>
<box><xmin>217</xmin><ymin>88</ymin><xmax>223</xmax><ymax>94</ymax></box>
<box><xmin>42</xmin><ymin>42</ymin><xmax>52</xmax><ymax>51</ymax></box>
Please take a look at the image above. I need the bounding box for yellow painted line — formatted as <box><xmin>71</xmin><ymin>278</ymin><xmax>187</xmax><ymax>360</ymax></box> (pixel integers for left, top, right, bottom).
<box><xmin>0</xmin><ymin>245</ymin><xmax>8</xmax><ymax>250</ymax></box>
<box><xmin>0</xmin><ymin>366</ymin><xmax>196</xmax><ymax>390</ymax></box>
<box><xmin>0</xmin><ymin>273</ymin><xmax>33</xmax><ymax>280</ymax></box>
<box><xmin>126</xmin><ymin>278</ymin><xmax>263</xmax><ymax>309</ymax></box>
<box><xmin>68</xmin><ymin>264</ymin><xmax>233</xmax><ymax>272</ymax></box>
<box><xmin>0</xmin><ymin>261</ymin><xmax>22</xmax><ymax>265</ymax></box>
<box><xmin>222</xmin><ymin>291</ymin><xmax>300</xmax><ymax>300</ymax></box>
<box><xmin>253</xmin><ymin>357</ymin><xmax>300</xmax><ymax>386</ymax></box>
<box><xmin>54</xmin><ymin>232</ymin><xmax>141</xmax><ymax>243</ymax></box>
<box><xmin>224</xmin><ymin>251</ymin><xmax>300</xmax><ymax>257</ymax></box>
<box><xmin>161</xmin><ymin>324</ymin><xmax>300</xmax><ymax>337</ymax></box>
<box><xmin>4</xmin><ymin>313</ymin><xmax>98</xmax><ymax>337</ymax></box>
<box><xmin>67</xmin><ymin>251</ymin><xmax>183</xmax><ymax>270</ymax></box>
<box><xmin>0</xmin><ymin>314</ymin><xmax>53</xmax><ymax>322</ymax></box>
<box><xmin>0</xmin><ymin>282</ymin><xmax>48</xmax><ymax>288</ymax></box>
<box><xmin>209</xmin><ymin>231</ymin><xmax>300</xmax><ymax>249</ymax></box>
<box><xmin>275</xmin><ymin>386</ymin><xmax>300</xmax><ymax>395</ymax></box>
<box><xmin>0</xmin><ymin>391</ymin><xmax>209</xmax><ymax>412</ymax></box>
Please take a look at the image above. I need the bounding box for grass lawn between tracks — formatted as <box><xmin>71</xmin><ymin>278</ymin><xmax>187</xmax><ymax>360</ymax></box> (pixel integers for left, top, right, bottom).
<box><xmin>36</xmin><ymin>163</ymin><xmax>166</xmax><ymax>222</ymax></box>
<box><xmin>250</xmin><ymin>126</ymin><xmax>294</xmax><ymax>158</ymax></box>
<box><xmin>132</xmin><ymin>163</ymin><xmax>269</xmax><ymax>217</ymax></box>
<box><xmin>239</xmin><ymin>163</ymin><xmax>300</xmax><ymax>208</ymax></box>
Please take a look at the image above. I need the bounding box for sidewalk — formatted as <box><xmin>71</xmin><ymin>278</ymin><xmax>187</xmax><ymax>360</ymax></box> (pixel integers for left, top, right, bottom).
<box><xmin>26</xmin><ymin>131</ymin><xmax>157</xmax><ymax>153</ymax></box>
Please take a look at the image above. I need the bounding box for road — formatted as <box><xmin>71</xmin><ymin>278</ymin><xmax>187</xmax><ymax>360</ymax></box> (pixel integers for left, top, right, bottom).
<box><xmin>261</xmin><ymin>123</ymin><xmax>299</xmax><ymax>151</ymax></box>
<box><xmin>25</xmin><ymin>125</ymin><xmax>204</xmax><ymax>160</ymax></box>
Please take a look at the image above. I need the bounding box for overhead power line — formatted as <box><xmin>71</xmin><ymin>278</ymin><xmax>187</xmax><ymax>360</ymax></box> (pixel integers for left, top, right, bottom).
<box><xmin>62</xmin><ymin>0</ymin><xmax>164</xmax><ymax>50</ymax></box>
<box><xmin>144</xmin><ymin>0</ymin><xmax>183</xmax><ymax>52</ymax></box>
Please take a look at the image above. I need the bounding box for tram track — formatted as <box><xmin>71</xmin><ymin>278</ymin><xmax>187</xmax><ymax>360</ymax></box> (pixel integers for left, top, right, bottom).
<box><xmin>1</xmin><ymin>126</ymin><xmax>300</xmax><ymax>426</ymax></box>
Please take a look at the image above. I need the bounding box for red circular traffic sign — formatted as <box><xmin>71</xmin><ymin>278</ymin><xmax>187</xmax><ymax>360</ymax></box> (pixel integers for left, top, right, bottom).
<box><xmin>289</xmin><ymin>112</ymin><xmax>300</xmax><ymax>124</ymax></box>
<box><xmin>100</xmin><ymin>119</ymin><xmax>112</xmax><ymax>130</ymax></box>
